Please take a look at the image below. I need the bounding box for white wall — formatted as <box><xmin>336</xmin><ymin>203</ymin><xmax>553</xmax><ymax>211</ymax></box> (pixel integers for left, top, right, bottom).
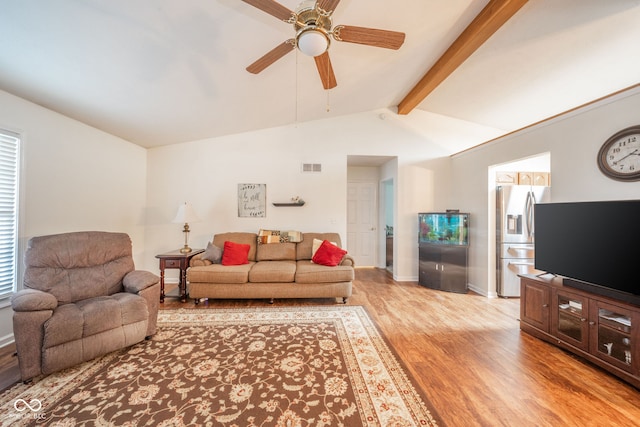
<box><xmin>448</xmin><ymin>87</ymin><xmax>640</xmax><ymax>296</ymax></box>
<box><xmin>0</xmin><ymin>90</ymin><xmax>148</xmax><ymax>346</ymax></box>
<box><xmin>143</xmin><ymin>110</ymin><xmax>488</xmax><ymax>282</ymax></box>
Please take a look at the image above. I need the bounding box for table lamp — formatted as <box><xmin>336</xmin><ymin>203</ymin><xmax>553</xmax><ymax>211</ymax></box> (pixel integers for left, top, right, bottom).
<box><xmin>172</xmin><ymin>202</ymin><xmax>200</xmax><ymax>253</ymax></box>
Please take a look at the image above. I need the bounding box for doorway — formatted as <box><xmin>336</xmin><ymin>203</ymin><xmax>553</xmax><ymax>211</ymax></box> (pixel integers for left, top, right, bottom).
<box><xmin>346</xmin><ymin>155</ymin><xmax>396</xmax><ymax>269</ymax></box>
<box><xmin>488</xmin><ymin>152</ymin><xmax>551</xmax><ymax>297</ymax></box>
<box><xmin>382</xmin><ymin>179</ymin><xmax>394</xmax><ymax>272</ymax></box>
<box><xmin>347</xmin><ymin>181</ymin><xmax>377</xmax><ymax>266</ymax></box>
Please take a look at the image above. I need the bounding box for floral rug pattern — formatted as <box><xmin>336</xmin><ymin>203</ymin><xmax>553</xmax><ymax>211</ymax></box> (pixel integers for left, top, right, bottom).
<box><xmin>1</xmin><ymin>306</ymin><xmax>440</xmax><ymax>426</ymax></box>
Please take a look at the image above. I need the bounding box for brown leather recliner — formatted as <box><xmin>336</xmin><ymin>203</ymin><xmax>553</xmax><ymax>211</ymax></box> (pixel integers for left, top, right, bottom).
<box><xmin>11</xmin><ymin>231</ymin><xmax>160</xmax><ymax>381</ymax></box>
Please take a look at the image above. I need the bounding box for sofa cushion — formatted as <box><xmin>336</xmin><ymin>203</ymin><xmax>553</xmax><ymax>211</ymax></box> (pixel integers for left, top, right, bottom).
<box><xmin>213</xmin><ymin>232</ymin><xmax>258</xmax><ymax>262</ymax></box>
<box><xmin>111</xmin><ymin>292</ymin><xmax>150</xmax><ymax>327</ymax></box>
<box><xmin>256</xmin><ymin>242</ymin><xmax>296</xmax><ymax>261</ymax></box>
<box><xmin>295</xmin><ymin>261</ymin><xmax>354</xmax><ymax>284</ymax></box>
<box><xmin>312</xmin><ymin>240</ymin><xmax>348</xmax><ymax>266</ymax></box>
<box><xmin>249</xmin><ymin>261</ymin><xmax>296</xmax><ymax>283</ymax></box>
<box><xmin>24</xmin><ymin>231</ymin><xmax>134</xmax><ymax>305</ymax></box>
<box><xmin>187</xmin><ymin>263</ymin><xmax>254</xmax><ymax>284</ymax></box>
<box><xmin>42</xmin><ymin>293</ymin><xmax>148</xmax><ymax>349</ymax></box>
<box><xmin>222</xmin><ymin>241</ymin><xmax>251</xmax><ymax>266</ymax></box>
<box><xmin>297</xmin><ymin>233</ymin><xmax>342</xmax><ymax>260</ymax></box>
<box><xmin>43</xmin><ymin>304</ymin><xmax>83</xmax><ymax>349</ymax></box>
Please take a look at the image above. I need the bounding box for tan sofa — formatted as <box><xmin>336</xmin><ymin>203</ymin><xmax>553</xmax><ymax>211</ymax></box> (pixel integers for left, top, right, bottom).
<box><xmin>187</xmin><ymin>232</ymin><xmax>354</xmax><ymax>303</ymax></box>
<box><xmin>11</xmin><ymin>231</ymin><xmax>160</xmax><ymax>381</ymax></box>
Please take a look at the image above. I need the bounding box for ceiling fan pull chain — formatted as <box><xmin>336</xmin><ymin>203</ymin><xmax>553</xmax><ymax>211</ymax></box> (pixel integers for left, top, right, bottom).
<box><xmin>295</xmin><ymin>49</ymin><xmax>299</xmax><ymax>124</ymax></box>
<box><xmin>326</xmin><ymin>90</ymin><xmax>331</xmax><ymax>112</ymax></box>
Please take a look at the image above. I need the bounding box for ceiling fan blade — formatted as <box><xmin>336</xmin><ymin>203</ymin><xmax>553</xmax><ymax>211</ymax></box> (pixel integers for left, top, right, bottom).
<box><xmin>246</xmin><ymin>40</ymin><xmax>295</xmax><ymax>74</ymax></box>
<box><xmin>241</xmin><ymin>0</ymin><xmax>295</xmax><ymax>22</ymax></box>
<box><xmin>317</xmin><ymin>0</ymin><xmax>341</xmax><ymax>14</ymax></box>
<box><xmin>314</xmin><ymin>51</ymin><xmax>337</xmax><ymax>90</ymax></box>
<box><xmin>333</xmin><ymin>25</ymin><xmax>405</xmax><ymax>50</ymax></box>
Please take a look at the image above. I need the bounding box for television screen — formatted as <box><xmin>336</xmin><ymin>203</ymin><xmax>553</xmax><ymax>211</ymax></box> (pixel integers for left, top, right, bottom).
<box><xmin>418</xmin><ymin>212</ymin><xmax>469</xmax><ymax>246</ymax></box>
<box><xmin>534</xmin><ymin>200</ymin><xmax>640</xmax><ymax>300</ymax></box>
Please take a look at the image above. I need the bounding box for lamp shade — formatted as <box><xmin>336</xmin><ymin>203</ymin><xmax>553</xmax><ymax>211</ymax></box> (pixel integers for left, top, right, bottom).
<box><xmin>297</xmin><ymin>28</ymin><xmax>329</xmax><ymax>57</ymax></box>
<box><xmin>172</xmin><ymin>202</ymin><xmax>200</xmax><ymax>224</ymax></box>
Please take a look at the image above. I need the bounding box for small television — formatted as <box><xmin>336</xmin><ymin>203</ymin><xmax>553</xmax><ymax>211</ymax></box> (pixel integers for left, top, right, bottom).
<box><xmin>534</xmin><ymin>200</ymin><xmax>640</xmax><ymax>305</ymax></box>
<box><xmin>418</xmin><ymin>212</ymin><xmax>469</xmax><ymax>246</ymax></box>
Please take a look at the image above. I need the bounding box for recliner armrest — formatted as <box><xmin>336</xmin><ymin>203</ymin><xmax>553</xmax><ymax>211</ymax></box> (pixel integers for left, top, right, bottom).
<box><xmin>123</xmin><ymin>270</ymin><xmax>160</xmax><ymax>293</ymax></box>
<box><xmin>11</xmin><ymin>289</ymin><xmax>58</xmax><ymax>311</ymax></box>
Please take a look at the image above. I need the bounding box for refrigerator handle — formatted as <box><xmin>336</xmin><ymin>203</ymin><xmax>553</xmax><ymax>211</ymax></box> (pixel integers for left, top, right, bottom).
<box><xmin>530</xmin><ymin>191</ymin><xmax>537</xmax><ymax>237</ymax></box>
<box><xmin>525</xmin><ymin>191</ymin><xmax>534</xmax><ymax>238</ymax></box>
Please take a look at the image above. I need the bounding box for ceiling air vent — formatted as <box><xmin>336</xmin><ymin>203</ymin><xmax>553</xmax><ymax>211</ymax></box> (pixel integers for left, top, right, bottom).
<box><xmin>302</xmin><ymin>163</ymin><xmax>322</xmax><ymax>173</ymax></box>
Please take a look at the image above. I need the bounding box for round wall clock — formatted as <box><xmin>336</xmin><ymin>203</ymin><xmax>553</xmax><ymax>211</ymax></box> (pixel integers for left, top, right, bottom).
<box><xmin>597</xmin><ymin>125</ymin><xmax>640</xmax><ymax>181</ymax></box>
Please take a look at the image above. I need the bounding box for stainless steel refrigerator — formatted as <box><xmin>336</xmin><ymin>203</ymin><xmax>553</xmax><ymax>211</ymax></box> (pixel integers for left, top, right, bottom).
<box><xmin>496</xmin><ymin>185</ymin><xmax>550</xmax><ymax>297</ymax></box>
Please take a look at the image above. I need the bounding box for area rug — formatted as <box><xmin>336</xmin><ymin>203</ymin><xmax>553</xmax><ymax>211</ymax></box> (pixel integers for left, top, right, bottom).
<box><xmin>1</xmin><ymin>306</ymin><xmax>441</xmax><ymax>426</ymax></box>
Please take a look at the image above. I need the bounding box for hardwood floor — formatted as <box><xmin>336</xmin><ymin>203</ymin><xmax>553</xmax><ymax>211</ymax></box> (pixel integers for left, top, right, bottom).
<box><xmin>2</xmin><ymin>268</ymin><xmax>639</xmax><ymax>426</ymax></box>
<box><xmin>0</xmin><ymin>342</ymin><xmax>18</xmax><ymax>392</ymax></box>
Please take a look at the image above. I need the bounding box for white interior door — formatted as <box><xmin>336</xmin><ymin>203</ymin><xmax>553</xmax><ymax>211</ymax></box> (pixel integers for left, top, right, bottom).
<box><xmin>347</xmin><ymin>181</ymin><xmax>377</xmax><ymax>266</ymax></box>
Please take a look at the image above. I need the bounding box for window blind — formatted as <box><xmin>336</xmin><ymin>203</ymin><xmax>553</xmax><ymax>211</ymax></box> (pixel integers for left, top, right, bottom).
<box><xmin>0</xmin><ymin>130</ymin><xmax>19</xmax><ymax>300</ymax></box>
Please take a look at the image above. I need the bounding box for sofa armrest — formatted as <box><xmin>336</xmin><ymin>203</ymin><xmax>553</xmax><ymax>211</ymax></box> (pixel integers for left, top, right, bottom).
<box><xmin>340</xmin><ymin>254</ymin><xmax>355</xmax><ymax>267</ymax></box>
<box><xmin>123</xmin><ymin>270</ymin><xmax>160</xmax><ymax>294</ymax></box>
<box><xmin>11</xmin><ymin>289</ymin><xmax>58</xmax><ymax>312</ymax></box>
<box><xmin>190</xmin><ymin>253</ymin><xmax>212</xmax><ymax>267</ymax></box>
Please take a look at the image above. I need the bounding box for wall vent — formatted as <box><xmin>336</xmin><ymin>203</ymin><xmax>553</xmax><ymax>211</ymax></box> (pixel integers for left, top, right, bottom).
<box><xmin>302</xmin><ymin>163</ymin><xmax>322</xmax><ymax>173</ymax></box>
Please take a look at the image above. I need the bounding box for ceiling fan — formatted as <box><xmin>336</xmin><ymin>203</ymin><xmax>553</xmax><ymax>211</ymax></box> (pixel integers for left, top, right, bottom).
<box><xmin>242</xmin><ymin>0</ymin><xmax>406</xmax><ymax>89</ymax></box>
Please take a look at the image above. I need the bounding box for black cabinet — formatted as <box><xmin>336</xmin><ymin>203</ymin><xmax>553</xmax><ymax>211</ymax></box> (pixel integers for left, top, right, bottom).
<box><xmin>418</xmin><ymin>244</ymin><xmax>468</xmax><ymax>293</ymax></box>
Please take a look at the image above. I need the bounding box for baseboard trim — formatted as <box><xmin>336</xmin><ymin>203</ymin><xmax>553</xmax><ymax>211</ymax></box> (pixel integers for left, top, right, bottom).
<box><xmin>468</xmin><ymin>283</ymin><xmax>489</xmax><ymax>297</ymax></box>
<box><xmin>0</xmin><ymin>333</ymin><xmax>14</xmax><ymax>348</ymax></box>
<box><xmin>394</xmin><ymin>275</ymin><xmax>418</xmax><ymax>282</ymax></box>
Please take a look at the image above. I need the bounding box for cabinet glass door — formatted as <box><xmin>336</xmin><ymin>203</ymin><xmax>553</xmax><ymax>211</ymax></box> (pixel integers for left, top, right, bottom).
<box><xmin>554</xmin><ymin>291</ymin><xmax>588</xmax><ymax>350</ymax></box>
<box><xmin>592</xmin><ymin>301</ymin><xmax>635</xmax><ymax>373</ymax></box>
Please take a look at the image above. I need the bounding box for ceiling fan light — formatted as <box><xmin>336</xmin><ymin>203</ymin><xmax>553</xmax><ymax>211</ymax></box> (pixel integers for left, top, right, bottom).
<box><xmin>297</xmin><ymin>28</ymin><xmax>329</xmax><ymax>57</ymax></box>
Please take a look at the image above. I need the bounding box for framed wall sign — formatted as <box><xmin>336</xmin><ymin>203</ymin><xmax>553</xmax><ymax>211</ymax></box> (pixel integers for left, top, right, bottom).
<box><xmin>238</xmin><ymin>183</ymin><xmax>266</xmax><ymax>217</ymax></box>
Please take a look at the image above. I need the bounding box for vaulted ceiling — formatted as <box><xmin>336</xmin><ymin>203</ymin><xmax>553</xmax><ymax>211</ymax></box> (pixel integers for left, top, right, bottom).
<box><xmin>0</xmin><ymin>0</ymin><xmax>639</xmax><ymax>149</ymax></box>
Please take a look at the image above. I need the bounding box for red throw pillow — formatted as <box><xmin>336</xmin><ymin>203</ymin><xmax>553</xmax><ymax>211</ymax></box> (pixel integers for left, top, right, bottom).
<box><xmin>221</xmin><ymin>241</ymin><xmax>250</xmax><ymax>266</ymax></box>
<box><xmin>312</xmin><ymin>240</ymin><xmax>347</xmax><ymax>267</ymax></box>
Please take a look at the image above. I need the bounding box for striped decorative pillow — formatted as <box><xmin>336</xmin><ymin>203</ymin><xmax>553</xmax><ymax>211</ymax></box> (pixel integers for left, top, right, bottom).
<box><xmin>257</xmin><ymin>229</ymin><xmax>303</xmax><ymax>244</ymax></box>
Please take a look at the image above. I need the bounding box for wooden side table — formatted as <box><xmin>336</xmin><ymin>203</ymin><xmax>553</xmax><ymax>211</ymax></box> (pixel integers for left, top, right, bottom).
<box><xmin>156</xmin><ymin>249</ymin><xmax>204</xmax><ymax>303</ymax></box>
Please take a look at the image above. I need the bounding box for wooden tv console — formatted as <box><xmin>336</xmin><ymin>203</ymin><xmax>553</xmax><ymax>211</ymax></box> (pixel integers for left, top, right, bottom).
<box><xmin>519</xmin><ymin>274</ymin><xmax>640</xmax><ymax>389</ymax></box>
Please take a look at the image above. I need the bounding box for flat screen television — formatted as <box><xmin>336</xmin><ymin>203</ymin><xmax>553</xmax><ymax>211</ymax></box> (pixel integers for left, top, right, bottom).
<box><xmin>418</xmin><ymin>212</ymin><xmax>469</xmax><ymax>246</ymax></box>
<box><xmin>534</xmin><ymin>200</ymin><xmax>640</xmax><ymax>305</ymax></box>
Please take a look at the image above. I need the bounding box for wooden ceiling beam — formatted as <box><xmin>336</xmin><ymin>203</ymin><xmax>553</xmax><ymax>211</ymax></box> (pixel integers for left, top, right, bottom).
<box><xmin>397</xmin><ymin>0</ymin><xmax>528</xmax><ymax>115</ymax></box>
